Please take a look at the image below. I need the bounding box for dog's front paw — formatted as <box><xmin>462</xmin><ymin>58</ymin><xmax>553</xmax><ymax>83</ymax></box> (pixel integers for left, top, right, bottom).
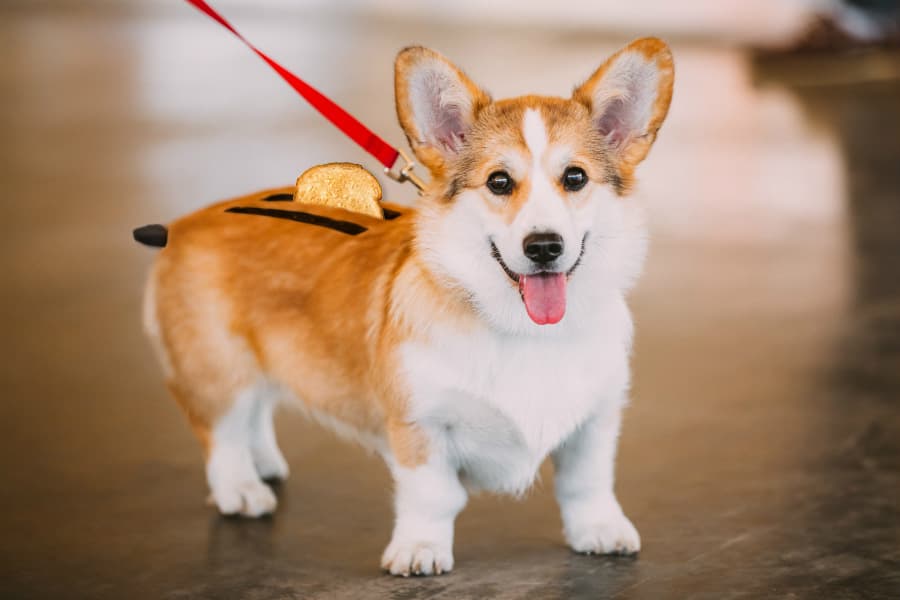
<box><xmin>565</xmin><ymin>510</ymin><xmax>641</xmax><ymax>555</ymax></box>
<box><xmin>381</xmin><ymin>539</ymin><xmax>453</xmax><ymax>576</ymax></box>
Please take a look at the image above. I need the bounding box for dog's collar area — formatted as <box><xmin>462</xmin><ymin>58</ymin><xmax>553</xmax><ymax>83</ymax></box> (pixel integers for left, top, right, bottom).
<box><xmin>489</xmin><ymin>234</ymin><xmax>588</xmax><ymax>284</ymax></box>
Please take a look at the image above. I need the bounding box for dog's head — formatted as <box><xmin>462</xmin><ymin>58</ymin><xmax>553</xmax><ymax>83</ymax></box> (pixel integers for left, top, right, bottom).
<box><xmin>395</xmin><ymin>39</ymin><xmax>674</xmax><ymax>332</ymax></box>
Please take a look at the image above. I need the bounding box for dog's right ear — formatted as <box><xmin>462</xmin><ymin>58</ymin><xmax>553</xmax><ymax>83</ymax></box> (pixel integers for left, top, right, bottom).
<box><xmin>395</xmin><ymin>46</ymin><xmax>491</xmax><ymax>177</ymax></box>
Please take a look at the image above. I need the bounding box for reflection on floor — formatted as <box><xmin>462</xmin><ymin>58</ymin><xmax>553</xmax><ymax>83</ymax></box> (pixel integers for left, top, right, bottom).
<box><xmin>1</xmin><ymin>6</ymin><xmax>898</xmax><ymax>599</ymax></box>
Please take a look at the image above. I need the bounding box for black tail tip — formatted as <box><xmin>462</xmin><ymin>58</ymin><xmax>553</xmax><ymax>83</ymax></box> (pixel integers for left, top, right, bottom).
<box><xmin>133</xmin><ymin>224</ymin><xmax>168</xmax><ymax>248</ymax></box>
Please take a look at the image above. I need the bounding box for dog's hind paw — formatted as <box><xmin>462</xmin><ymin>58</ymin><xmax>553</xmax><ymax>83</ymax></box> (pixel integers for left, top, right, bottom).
<box><xmin>566</xmin><ymin>511</ymin><xmax>641</xmax><ymax>555</ymax></box>
<box><xmin>209</xmin><ymin>480</ymin><xmax>277</xmax><ymax>518</ymax></box>
<box><xmin>381</xmin><ymin>539</ymin><xmax>453</xmax><ymax>576</ymax></box>
<box><xmin>253</xmin><ymin>447</ymin><xmax>290</xmax><ymax>482</ymax></box>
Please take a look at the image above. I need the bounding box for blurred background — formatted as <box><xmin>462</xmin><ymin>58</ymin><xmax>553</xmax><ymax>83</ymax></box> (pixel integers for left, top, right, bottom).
<box><xmin>2</xmin><ymin>1</ymin><xmax>899</xmax><ymax>598</ymax></box>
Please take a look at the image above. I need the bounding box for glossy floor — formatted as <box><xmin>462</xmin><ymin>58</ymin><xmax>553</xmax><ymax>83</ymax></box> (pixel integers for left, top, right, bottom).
<box><xmin>2</xmin><ymin>5</ymin><xmax>899</xmax><ymax>599</ymax></box>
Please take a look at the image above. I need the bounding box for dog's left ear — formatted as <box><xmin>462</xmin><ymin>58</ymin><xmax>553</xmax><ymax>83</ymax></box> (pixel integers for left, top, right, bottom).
<box><xmin>395</xmin><ymin>46</ymin><xmax>491</xmax><ymax>177</ymax></box>
<box><xmin>573</xmin><ymin>38</ymin><xmax>674</xmax><ymax>192</ymax></box>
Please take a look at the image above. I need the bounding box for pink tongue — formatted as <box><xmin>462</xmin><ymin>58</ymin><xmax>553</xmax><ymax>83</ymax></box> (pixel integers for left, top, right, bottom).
<box><xmin>519</xmin><ymin>273</ymin><xmax>567</xmax><ymax>325</ymax></box>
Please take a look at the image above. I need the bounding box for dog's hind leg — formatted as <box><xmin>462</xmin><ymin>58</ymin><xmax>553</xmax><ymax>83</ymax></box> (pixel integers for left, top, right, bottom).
<box><xmin>249</xmin><ymin>386</ymin><xmax>290</xmax><ymax>482</ymax></box>
<box><xmin>166</xmin><ymin>376</ymin><xmax>281</xmax><ymax>518</ymax></box>
<box><xmin>203</xmin><ymin>382</ymin><xmax>280</xmax><ymax>517</ymax></box>
<box><xmin>146</xmin><ymin>263</ymin><xmax>280</xmax><ymax>517</ymax></box>
<box><xmin>157</xmin><ymin>343</ymin><xmax>281</xmax><ymax>517</ymax></box>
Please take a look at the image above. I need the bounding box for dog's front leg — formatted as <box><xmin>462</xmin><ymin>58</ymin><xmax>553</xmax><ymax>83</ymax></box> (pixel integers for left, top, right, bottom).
<box><xmin>552</xmin><ymin>409</ymin><xmax>640</xmax><ymax>555</ymax></box>
<box><xmin>381</xmin><ymin>435</ymin><xmax>467</xmax><ymax>576</ymax></box>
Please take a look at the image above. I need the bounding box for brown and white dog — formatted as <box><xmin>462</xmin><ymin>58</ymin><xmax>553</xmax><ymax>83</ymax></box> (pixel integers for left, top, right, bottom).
<box><xmin>143</xmin><ymin>38</ymin><xmax>674</xmax><ymax>576</ymax></box>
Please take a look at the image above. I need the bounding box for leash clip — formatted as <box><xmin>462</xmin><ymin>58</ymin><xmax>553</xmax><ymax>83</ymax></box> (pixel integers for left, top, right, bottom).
<box><xmin>385</xmin><ymin>148</ymin><xmax>426</xmax><ymax>194</ymax></box>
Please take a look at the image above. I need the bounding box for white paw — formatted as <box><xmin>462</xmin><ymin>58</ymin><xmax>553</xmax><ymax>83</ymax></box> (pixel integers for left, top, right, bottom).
<box><xmin>565</xmin><ymin>511</ymin><xmax>641</xmax><ymax>555</ymax></box>
<box><xmin>252</xmin><ymin>446</ymin><xmax>290</xmax><ymax>481</ymax></box>
<box><xmin>210</xmin><ymin>480</ymin><xmax>278</xmax><ymax>518</ymax></box>
<box><xmin>381</xmin><ymin>539</ymin><xmax>453</xmax><ymax>576</ymax></box>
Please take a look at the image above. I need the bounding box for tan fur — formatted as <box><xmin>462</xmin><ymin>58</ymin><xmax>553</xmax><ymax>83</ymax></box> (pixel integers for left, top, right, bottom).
<box><xmin>148</xmin><ymin>39</ymin><xmax>673</xmax><ymax>474</ymax></box>
<box><xmin>150</xmin><ymin>185</ymin><xmax>479</xmax><ymax>468</ymax></box>
<box><xmin>452</xmin><ymin>97</ymin><xmax>612</xmax><ymax>223</ymax></box>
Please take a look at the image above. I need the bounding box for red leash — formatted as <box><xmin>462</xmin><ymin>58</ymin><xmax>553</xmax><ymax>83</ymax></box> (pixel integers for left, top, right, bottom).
<box><xmin>184</xmin><ymin>0</ymin><xmax>425</xmax><ymax>191</ymax></box>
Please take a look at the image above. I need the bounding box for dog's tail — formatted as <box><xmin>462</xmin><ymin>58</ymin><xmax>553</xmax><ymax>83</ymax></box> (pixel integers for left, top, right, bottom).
<box><xmin>133</xmin><ymin>224</ymin><xmax>168</xmax><ymax>248</ymax></box>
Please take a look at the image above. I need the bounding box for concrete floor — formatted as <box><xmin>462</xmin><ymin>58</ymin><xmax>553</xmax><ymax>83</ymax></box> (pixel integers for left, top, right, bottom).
<box><xmin>2</xmin><ymin>5</ymin><xmax>899</xmax><ymax>599</ymax></box>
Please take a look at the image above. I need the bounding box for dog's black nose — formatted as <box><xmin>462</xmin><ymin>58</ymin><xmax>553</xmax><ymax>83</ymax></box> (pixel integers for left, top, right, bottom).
<box><xmin>523</xmin><ymin>232</ymin><xmax>564</xmax><ymax>264</ymax></box>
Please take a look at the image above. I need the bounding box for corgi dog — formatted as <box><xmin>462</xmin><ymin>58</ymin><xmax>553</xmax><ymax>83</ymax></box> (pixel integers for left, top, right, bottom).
<box><xmin>142</xmin><ymin>38</ymin><xmax>674</xmax><ymax>576</ymax></box>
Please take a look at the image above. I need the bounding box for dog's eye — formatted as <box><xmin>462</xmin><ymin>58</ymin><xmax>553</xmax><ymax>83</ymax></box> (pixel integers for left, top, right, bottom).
<box><xmin>486</xmin><ymin>171</ymin><xmax>514</xmax><ymax>195</ymax></box>
<box><xmin>562</xmin><ymin>167</ymin><xmax>588</xmax><ymax>192</ymax></box>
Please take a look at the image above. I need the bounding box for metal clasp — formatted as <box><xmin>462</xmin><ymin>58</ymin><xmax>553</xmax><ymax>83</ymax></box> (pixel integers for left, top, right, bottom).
<box><xmin>385</xmin><ymin>148</ymin><xmax>426</xmax><ymax>194</ymax></box>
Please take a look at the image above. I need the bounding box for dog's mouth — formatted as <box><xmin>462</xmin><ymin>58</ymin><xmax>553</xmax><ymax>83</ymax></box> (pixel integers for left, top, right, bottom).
<box><xmin>489</xmin><ymin>235</ymin><xmax>587</xmax><ymax>326</ymax></box>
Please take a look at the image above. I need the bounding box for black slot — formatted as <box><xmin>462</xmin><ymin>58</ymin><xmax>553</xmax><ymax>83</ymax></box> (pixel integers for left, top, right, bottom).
<box><xmin>225</xmin><ymin>206</ymin><xmax>368</xmax><ymax>235</ymax></box>
<box><xmin>262</xmin><ymin>193</ymin><xmax>294</xmax><ymax>202</ymax></box>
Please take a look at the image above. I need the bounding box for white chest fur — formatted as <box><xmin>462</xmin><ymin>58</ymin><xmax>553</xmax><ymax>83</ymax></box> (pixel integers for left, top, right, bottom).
<box><xmin>398</xmin><ymin>294</ymin><xmax>633</xmax><ymax>494</ymax></box>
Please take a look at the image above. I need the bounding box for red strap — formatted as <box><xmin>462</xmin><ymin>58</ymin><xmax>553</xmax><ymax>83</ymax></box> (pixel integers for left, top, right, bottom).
<box><xmin>184</xmin><ymin>0</ymin><xmax>400</xmax><ymax>170</ymax></box>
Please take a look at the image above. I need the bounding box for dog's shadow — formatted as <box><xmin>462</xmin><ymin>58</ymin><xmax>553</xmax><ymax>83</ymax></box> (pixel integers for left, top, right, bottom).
<box><xmin>205</xmin><ymin>480</ymin><xmax>284</xmax><ymax>565</ymax></box>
